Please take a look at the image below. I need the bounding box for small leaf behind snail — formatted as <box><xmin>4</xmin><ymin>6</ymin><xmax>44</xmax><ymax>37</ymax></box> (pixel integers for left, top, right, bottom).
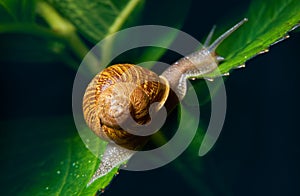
<box><xmin>83</xmin><ymin>18</ymin><xmax>248</xmax><ymax>186</ymax></box>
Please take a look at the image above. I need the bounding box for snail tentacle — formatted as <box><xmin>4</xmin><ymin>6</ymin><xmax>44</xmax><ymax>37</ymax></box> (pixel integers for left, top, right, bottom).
<box><xmin>204</xmin><ymin>25</ymin><xmax>216</xmax><ymax>47</ymax></box>
<box><xmin>162</xmin><ymin>18</ymin><xmax>248</xmax><ymax>100</ymax></box>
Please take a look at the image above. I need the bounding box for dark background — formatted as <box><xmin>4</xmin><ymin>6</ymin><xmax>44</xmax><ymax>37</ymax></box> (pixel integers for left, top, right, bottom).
<box><xmin>1</xmin><ymin>0</ymin><xmax>300</xmax><ymax>195</ymax></box>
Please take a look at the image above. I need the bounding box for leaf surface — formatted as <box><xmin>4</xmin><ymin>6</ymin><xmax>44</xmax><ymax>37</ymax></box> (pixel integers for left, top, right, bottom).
<box><xmin>205</xmin><ymin>0</ymin><xmax>300</xmax><ymax>78</ymax></box>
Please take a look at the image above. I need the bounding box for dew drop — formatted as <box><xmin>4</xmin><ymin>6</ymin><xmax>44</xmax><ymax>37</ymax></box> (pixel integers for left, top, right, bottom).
<box><xmin>235</xmin><ymin>64</ymin><xmax>246</xmax><ymax>69</ymax></box>
<box><xmin>72</xmin><ymin>162</ymin><xmax>76</xmax><ymax>166</ymax></box>
<box><xmin>217</xmin><ymin>56</ymin><xmax>225</xmax><ymax>61</ymax></box>
<box><xmin>205</xmin><ymin>78</ymin><xmax>214</xmax><ymax>82</ymax></box>
<box><xmin>259</xmin><ymin>48</ymin><xmax>269</xmax><ymax>54</ymax></box>
<box><xmin>88</xmin><ymin>160</ymin><xmax>91</xmax><ymax>163</ymax></box>
<box><xmin>57</xmin><ymin>170</ymin><xmax>61</xmax><ymax>175</ymax></box>
<box><xmin>222</xmin><ymin>73</ymin><xmax>230</xmax><ymax>76</ymax></box>
<box><xmin>45</xmin><ymin>187</ymin><xmax>49</xmax><ymax>190</ymax></box>
<box><xmin>272</xmin><ymin>34</ymin><xmax>290</xmax><ymax>46</ymax></box>
<box><xmin>290</xmin><ymin>23</ymin><xmax>300</xmax><ymax>31</ymax></box>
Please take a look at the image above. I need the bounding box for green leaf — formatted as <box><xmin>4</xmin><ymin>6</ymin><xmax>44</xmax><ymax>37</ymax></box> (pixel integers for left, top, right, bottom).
<box><xmin>133</xmin><ymin>0</ymin><xmax>192</xmax><ymax>68</ymax></box>
<box><xmin>0</xmin><ymin>0</ymin><xmax>36</xmax><ymax>22</ymax></box>
<box><xmin>204</xmin><ymin>0</ymin><xmax>300</xmax><ymax>78</ymax></box>
<box><xmin>0</xmin><ymin>117</ymin><xmax>117</xmax><ymax>196</ymax></box>
<box><xmin>46</xmin><ymin>0</ymin><xmax>145</xmax><ymax>43</ymax></box>
<box><xmin>39</xmin><ymin>0</ymin><xmax>192</xmax><ymax>71</ymax></box>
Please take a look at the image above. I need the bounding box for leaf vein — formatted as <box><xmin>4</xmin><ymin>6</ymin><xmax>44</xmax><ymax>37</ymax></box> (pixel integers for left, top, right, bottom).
<box><xmin>56</xmin><ymin>139</ymin><xmax>72</xmax><ymax>196</ymax></box>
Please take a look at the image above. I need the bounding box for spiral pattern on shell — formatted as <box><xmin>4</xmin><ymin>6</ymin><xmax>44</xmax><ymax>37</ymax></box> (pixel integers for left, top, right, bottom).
<box><xmin>83</xmin><ymin>64</ymin><xmax>169</xmax><ymax>149</ymax></box>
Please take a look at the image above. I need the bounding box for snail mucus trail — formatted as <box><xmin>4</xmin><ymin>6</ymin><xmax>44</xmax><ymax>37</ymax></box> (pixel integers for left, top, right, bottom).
<box><xmin>83</xmin><ymin>18</ymin><xmax>248</xmax><ymax>186</ymax></box>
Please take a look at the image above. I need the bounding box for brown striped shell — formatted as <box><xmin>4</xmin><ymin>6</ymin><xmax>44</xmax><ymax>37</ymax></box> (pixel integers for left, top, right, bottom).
<box><xmin>83</xmin><ymin>64</ymin><xmax>169</xmax><ymax>149</ymax></box>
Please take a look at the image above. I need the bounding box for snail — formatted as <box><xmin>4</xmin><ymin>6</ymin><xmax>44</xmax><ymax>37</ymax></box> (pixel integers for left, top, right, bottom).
<box><xmin>83</xmin><ymin>18</ymin><xmax>248</xmax><ymax>186</ymax></box>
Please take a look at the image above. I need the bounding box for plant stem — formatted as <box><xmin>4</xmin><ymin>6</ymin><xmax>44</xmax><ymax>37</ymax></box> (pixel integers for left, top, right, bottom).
<box><xmin>36</xmin><ymin>1</ymin><xmax>99</xmax><ymax>73</ymax></box>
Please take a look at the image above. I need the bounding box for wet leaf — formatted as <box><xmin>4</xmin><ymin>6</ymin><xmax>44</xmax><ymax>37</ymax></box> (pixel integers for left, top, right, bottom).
<box><xmin>204</xmin><ymin>0</ymin><xmax>300</xmax><ymax>78</ymax></box>
<box><xmin>0</xmin><ymin>117</ymin><xmax>117</xmax><ymax>196</ymax></box>
<box><xmin>46</xmin><ymin>0</ymin><xmax>145</xmax><ymax>43</ymax></box>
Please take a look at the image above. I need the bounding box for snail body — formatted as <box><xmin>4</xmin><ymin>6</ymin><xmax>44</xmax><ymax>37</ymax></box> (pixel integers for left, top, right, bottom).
<box><xmin>83</xmin><ymin>18</ymin><xmax>248</xmax><ymax>186</ymax></box>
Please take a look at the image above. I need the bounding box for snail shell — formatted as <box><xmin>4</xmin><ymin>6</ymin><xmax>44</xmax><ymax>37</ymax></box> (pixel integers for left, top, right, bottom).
<box><xmin>83</xmin><ymin>63</ymin><xmax>169</xmax><ymax>150</ymax></box>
